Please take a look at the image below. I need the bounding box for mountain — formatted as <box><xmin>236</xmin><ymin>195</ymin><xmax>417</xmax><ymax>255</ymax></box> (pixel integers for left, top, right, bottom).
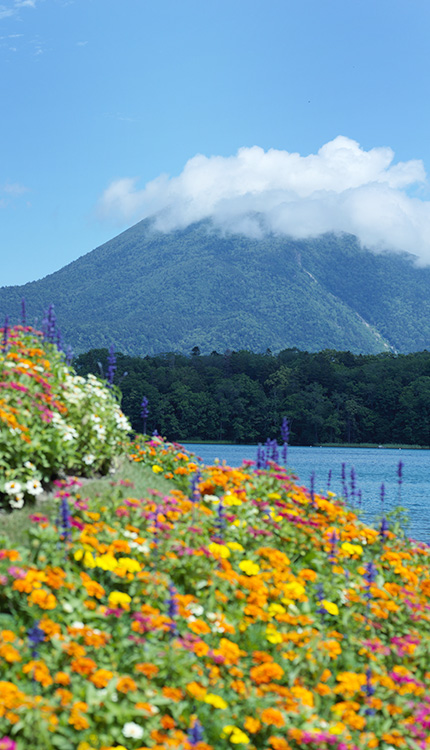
<box><xmin>1</xmin><ymin>219</ymin><xmax>430</xmax><ymax>355</ymax></box>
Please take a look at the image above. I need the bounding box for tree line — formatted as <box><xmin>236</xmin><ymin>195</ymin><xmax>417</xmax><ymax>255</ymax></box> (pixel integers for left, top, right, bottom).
<box><xmin>74</xmin><ymin>347</ymin><xmax>430</xmax><ymax>446</ymax></box>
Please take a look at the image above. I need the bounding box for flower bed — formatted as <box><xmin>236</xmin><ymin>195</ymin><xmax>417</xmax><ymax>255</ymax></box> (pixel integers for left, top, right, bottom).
<box><xmin>0</xmin><ymin>326</ymin><xmax>130</xmax><ymax>509</ymax></box>
<box><xmin>1</xmin><ymin>431</ymin><xmax>430</xmax><ymax>749</ymax></box>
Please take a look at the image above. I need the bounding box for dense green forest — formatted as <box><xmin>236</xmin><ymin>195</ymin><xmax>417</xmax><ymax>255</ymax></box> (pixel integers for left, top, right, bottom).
<box><xmin>75</xmin><ymin>346</ymin><xmax>430</xmax><ymax>445</ymax></box>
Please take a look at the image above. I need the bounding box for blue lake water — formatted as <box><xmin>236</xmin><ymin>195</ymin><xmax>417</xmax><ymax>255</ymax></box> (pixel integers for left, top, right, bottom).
<box><xmin>182</xmin><ymin>444</ymin><xmax>430</xmax><ymax>544</ymax></box>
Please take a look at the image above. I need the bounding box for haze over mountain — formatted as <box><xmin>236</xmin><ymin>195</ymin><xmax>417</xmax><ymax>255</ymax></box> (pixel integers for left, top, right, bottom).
<box><xmin>1</xmin><ymin>218</ymin><xmax>430</xmax><ymax>356</ymax></box>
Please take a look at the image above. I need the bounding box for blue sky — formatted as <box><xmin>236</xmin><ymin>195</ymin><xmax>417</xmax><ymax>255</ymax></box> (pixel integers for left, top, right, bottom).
<box><xmin>2</xmin><ymin>0</ymin><xmax>430</xmax><ymax>286</ymax></box>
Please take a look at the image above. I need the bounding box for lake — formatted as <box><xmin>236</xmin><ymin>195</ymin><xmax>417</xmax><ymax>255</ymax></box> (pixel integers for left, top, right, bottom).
<box><xmin>182</xmin><ymin>443</ymin><xmax>430</xmax><ymax>544</ymax></box>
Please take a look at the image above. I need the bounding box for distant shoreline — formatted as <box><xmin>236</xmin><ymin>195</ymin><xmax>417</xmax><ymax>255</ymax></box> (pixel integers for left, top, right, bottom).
<box><xmin>183</xmin><ymin>440</ymin><xmax>430</xmax><ymax>450</ymax></box>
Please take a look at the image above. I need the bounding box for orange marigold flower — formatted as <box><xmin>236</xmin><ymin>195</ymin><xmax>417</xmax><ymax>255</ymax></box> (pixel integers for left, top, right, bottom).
<box><xmin>250</xmin><ymin>661</ymin><xmax>284</xmax><ymax>684</ymax></box>
<box><xmin>261</xmin><ymin>708</ymin><xmax>285</xmax><ymax>727</ymax></box>
<box><xmin>90</xmin><ymin>669</ymin><xmax>114</xmax><ymax>688</ymax></box>
<box><xmin>54</xmin><ymin>672</ymin><xmax>71</xmax><ymax>685</ymax></box>
<box><xmin>186</xmin><ymin>682</ymin><xmax>207</xmax><ymax>699</ymax></box>
<box><xmin>188</xmin><ymin>619</ymin><xmax>211</xmax><ymax>635</ymax></box>
<box><xmin>161</xmin><ymin>715</ymin><xmax>176</xmax><ymax>729</ymax></box>
<box><xmin>28</xmin><ymin>588</ymin><xmax>57</xmax><ymax>610</ymax></box>
<box><xmin>269</xmin><ymin>738</ymin><xmax>293</xmax><ymax>750</ymax></box>
<box><xmin>22</xmin><ymin>660</ymin><xmax>53</xmax><ymax>687</ymax></box>
<box><xmin>0</xmin><ymin>644</ymin><xmax>21</xmax><ymax>663</ymax></box>
<box><xmin>135</xmin><ymin>662</ymin><xmax>160</xmax><ymax>678</ymax></box>
<box><xmin>117</xmin><ymin>676</ymin><xmax>137</xmax><ymax>693</ymax></box>
<box><xmin>162</xmin><ymin>686</ymin><xmax>183</xmax><ymax>701</ymax></box>
<box><xmin>70</xmin><ymin>657</ymin><xmax>97</xmax><ymax>676</ymax></box>
<box><xmin>244</xmin><ymin>717</ymin><xmax>261</xmax><ymax>733</ymax></box>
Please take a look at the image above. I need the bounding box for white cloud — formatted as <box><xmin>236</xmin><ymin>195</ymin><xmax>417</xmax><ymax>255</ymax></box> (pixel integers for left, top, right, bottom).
<box><xmin>97</xmin><ymin>136</ymin><xmax>430</xmax><ymax>264</ymax></box>
<box><xmin>2</xmin><ymin>182</ymin><xmax>28</xmax><ymax>195</ymax></box>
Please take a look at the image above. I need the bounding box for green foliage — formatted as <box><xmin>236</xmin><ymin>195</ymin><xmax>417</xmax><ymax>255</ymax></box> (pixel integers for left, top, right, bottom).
<box><xmin>76</xmin><ymin>345</ymin><xmax>430</xmax><ymax>446</ymax></box>
<box><xmin>2</xmin><ymin>221</ymin><xmax>430</xmax><ymax>355</ymax></box>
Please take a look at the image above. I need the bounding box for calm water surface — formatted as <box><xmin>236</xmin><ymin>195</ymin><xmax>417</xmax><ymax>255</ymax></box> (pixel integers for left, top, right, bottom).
<box><xmin>182</xmin><ymin>444</ymin><xmax>430</xmax><ymax>544</ymax></box>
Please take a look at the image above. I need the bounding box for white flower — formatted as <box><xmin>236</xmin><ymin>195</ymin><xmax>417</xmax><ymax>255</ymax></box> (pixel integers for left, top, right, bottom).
<box><xmin>25</xmin><ymin>479</ymin><xmax>43</xmax><ymax>496</ymax></box>
<box><xmin>122</xmin><ymin>722</ymin><xmax>144</xmax><ymax>739</ymax></box>
<box><xmin>62</xmin><ymin>602</ymin><xmax>74</xmax><ymax>613</ymax></box>
<box><xmin>24</xmin><ymin>461</ymin><xmax>36</xmax><ymax>470</ymax></box>
<box><xmin>4</xmin><ymin>480</ymin><xmax>22</xmax><ymax>495</ymax></box>
<box><xmin>10</xmin><ymin>495</ymin><xmax>24</xmax><ymax>509</ymax></box>
<box><xmin>83</xmin><ymin>454</ymin><xmax>96</xmax><ymax>465</ymax></box>
<box><xmin>71</xmin><ymin>621</ymin><xmax>85</xmax><ymax>629</ymax></box>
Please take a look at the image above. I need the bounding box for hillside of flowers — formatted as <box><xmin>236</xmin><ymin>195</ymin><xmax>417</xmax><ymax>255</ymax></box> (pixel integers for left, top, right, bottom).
<box><xmin>0</xmin><ymin>323</ymin><xmax>130</xmax><ymax>510</ymax></box>
<box><xmin>2</xmin><ymin>324</ymin><xmax>430</xmax><ymax>750</ymax></box>
<box><xmin>1</xmin><ymin>429</ymin><xmax>430</xmax><ymax>749</ymax></box>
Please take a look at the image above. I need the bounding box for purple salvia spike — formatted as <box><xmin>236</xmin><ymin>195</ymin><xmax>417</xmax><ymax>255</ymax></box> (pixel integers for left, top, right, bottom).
<box><xmin>341</xmin><ymin>463</ymin><xmax>349</xmax><ymax>503</ymax></box>
<box><xmin>65</xmin><ymin>345</ymin><xmax>74</xmax><ymax>366</ymax></box>
<box><xmin>107</xmin><ymin>344</ymin><xmax>116</xmax><ymax>387</ymax></box>
<box><xmin>21</xmin><ymin>297</ymin><xmax>26</xmax><ymax>326</ymax></box>
<box><xmin>327</xmin><ymin>468</ymin><xmax>332</xmax><ymax>491</ymax></box>
<box><xmin>380</xmin><ymin>482</ymin><xmax>385</xmax><ymax>507</ymax></box>
<box><xmin>397</xmin><ymin>459</ymin><xmax>403</xmax><ymax>504</ymax></box>
<box><xmin>2</xmin><ymin>315</ymin><xmax>9</xmax><ymax>351</ymax></box>
<box><xmin>141</xmin><ymin>396</ymin><xmax>149</xmax><ymax>434</ymax></box>
<box><xmin>310</xmin><ymin>471</ymin><xmax>315</xmax><ymax>506</ymax></box>
<box><xmin>350</xmin><ymin>467</ymin><xmax>356</xmax><ymax>505</ymax></box>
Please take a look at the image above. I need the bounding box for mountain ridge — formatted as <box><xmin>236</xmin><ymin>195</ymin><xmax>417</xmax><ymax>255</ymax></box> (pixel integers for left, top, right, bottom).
<box><xmin>1</xmin><ymin>219</ymin><xmax>429</xmax><ymax>355</ymax></box>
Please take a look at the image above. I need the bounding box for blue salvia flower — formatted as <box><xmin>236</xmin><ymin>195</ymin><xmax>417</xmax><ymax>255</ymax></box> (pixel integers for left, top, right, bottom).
<box><xmin>27</xmin><ymin>622</ymin><xmax>45</xmax><ymax>658</ymax></box>
<box><xmin>214</xmin><ymin>496</ymin><xmax>226</xmax><ymax>539</ymax></box>
<box><xmin>350</xmin><ymin>467</ymin><xmax>356</xmax><ymax>506</ymax></box>
<box><xmin>281</xmin><ymin>416</ymin><xmax>289</xmax><ymax>464</ymax></box>
<box><xmin>166</xmin><ymin>584</ymin><xmax>178</xmax><ymax>634</ymax></box>
<box><xmin>397</xmin><ymin>460</ymin><xmax>404</xmax><ymax>504</ymax></box>
<box><xmin>21</xmin><ymin>297</ymin><xmax>26</xmax><ymax>326</ymax></box>
<box><xmin>379</xmin><ymin>516</ymin><xmax>389</xmax><ymax>541</ymax></box>
<box><xmin>56</xmin><ymin>328</ymin><xmax>63</xmax><ymax>352</ymax></box>
<box><xmin>310</xmin><ymin>472</ymin><xmax>315</xmax><ymax>506</ymax></box>
<box><xmin>60</xmin><ymin>495</ymin><xmax>72</xmax><ymax>544</ymax></box>
<box><xmin>2</xmin><ymin>315</ymin><xmax>9</xmax><ymax>351</ymax></box>
<box><xmin>141</xmin><ymin>396</ymin><xmax>149</xmax><ymax>435</ymax></box>
<box><xmin>107</xmin><ymin>345</ymin><xmax>116</xmax><ymax>387</ymax></box>
<box><xmin>364</xmin><ymin>560</ymin><xmax>377</xmax><ymax>601</ymax></box>
<box><xmin>315</xmin><ymin>583</ymin><xmax>326</xmax><ymax>618</ymax></box>
<box><xmin>327</xmin><ymin>468</ymin><xmax>332</xmax><ymax>491</ymax></box>
<box><xmin>65</xmin><ymin>345</ymin><xmax>74</xmax><ymax>366</ymax></box>
<box><xmin>256</xmin><ymin>443</ymin><xmax>266</xmax><ymax>470</ymax></box>
<box><xmin>358</xmin><ymin>489</ymin><xmax>362</xmax><ymax>507</ymax></box>
<box><xmin>364</xmin><ymin>667</ymin><xmax>375</xmax><ymax>715</ymax></box>
<box><xmin>328</xmin><ymin>530</ymin><xmax>338</xmax><ymax>564</ymax></box>
<box><xmin>152</xmin><ymin>428</ymin><xmax>159</xmax><ymax>437</ymax></box>
<box><xmin>190</xmin><ymin>470</ymin><xmax>202</xmax><ymax>503</ymax></box>
<box><xmin>341</xmin><ymin>463</ymin><xmax>349</xmax><ymax>503</ymax></box>
<box><xmin>380</xmin><ymin>482</ymin><xmax>385</xmax><ymax>509</ymax></box>
<box><xmin>187</xmin><ymin>720</ymin><xmax>204</xmax><ymax>746</ymax></box>
<box><xmin>270</xmin><ymin>438</ymin><xmax>279</xmax><ymax>464</ymax></box>
<box><xmin>43</xmin><ymin>304</ymin><xmax>57</xmax><ymax>343</ymax></box>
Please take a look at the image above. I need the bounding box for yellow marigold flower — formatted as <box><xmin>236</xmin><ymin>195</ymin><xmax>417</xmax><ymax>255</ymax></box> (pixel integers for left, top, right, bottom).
<box><xmin>208</xmin><ymin>542</ymin><xmax>231</xmax><ymax>559</ymax></box>
<box><xmin>322</xmin><ymin>600</ymin><xmax>339</xmax><ymax>616</ymax></box>
<box><xmin>281</xmin><ymin>581</ymin><xmax>305</xmax><ymax>603</ymax></box>
<box><xmin>204</xmin><ymin>693</ymin><xmax>228</xmax><ymax>709</ymax></box>
<box><xmin>116</xmin><ymin>557</ymin><xmax>141</xmax><ymax>573</ymax></box>
<box><xmin>239</xmin><ymin>560</ymin><xmax>260</xmax><ymax>576</ymax></box>
<box><xmin>94</xmin><ymin>554</ymin><xmax>117</xmax><ymax>571</ymax></box>
<box><xmin>244</xmin><ymin>717</ymin><xmax>261</xmax><ymax>733</ymax></box>
<box><xmin>152</xmin><ymin>465</ymin><xmax>163</xmax><ymax>473</ymax></box>
<box><xmin>224</xmin><ymin>494</ymin><xmax>242</xmax><ymax>506</ymax></box>
<box><xmin>108</xmin><ymin>591</ymin><xmax>132</xmax><ymax>609</ymax></box>
<box><xmin>226</xmin><ymin>542</ymin><xmax>244</xmax><ymax>551</ymax></box>
<box><xmin>267</xmin><ymin>492</ymin><xmax>281</xmax><ymax>500</ymax></box>
<box><xmin>341</xmin><ymin>542</ymin><xmax>363</xmax><ymax>557</ymax></box>
<box><xmin>222</xmin><ymin>726</ymin><xmax>250</xmax><ymax>744</ymax></box>
<box><xmin>266</xmin><ymin>624</ymin><xmax>283</xmax><ymax>644</ymax></box>
<box><xmin>329</xmin><ymin>722</ymin><xmax>347</xmax><ymax>735</ymax></box>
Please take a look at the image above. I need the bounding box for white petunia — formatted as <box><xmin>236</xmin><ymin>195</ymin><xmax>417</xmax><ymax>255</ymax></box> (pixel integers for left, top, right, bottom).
<box><xmin>83</xmin><ymin>454</ymin><xmax>96</xmax><ymax>465</ymax></box>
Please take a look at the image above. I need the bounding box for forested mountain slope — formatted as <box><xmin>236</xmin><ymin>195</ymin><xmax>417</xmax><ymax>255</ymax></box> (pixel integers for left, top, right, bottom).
<box><xmin>1</xmin><ymin>220</ymin><xmax>430</xmax><ymax>354</ymax></box>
